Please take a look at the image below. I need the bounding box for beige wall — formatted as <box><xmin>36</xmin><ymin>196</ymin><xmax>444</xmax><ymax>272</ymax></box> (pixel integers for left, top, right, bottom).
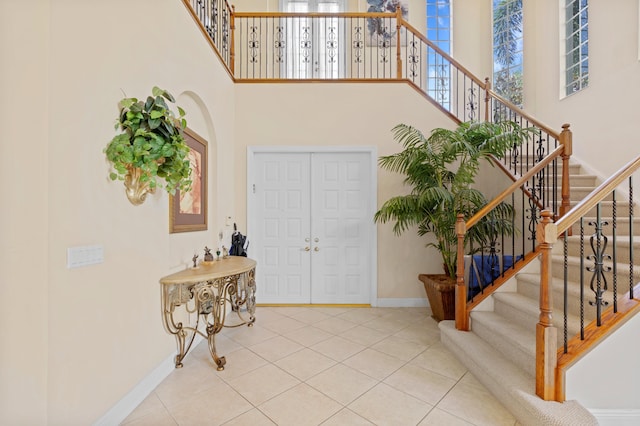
<box><xmin>4</xmin><ymin>0</ymin><xmax>639</xmax><ymax>423</ymax></box>
<box><xmin>2</xmin><ymin>0</ymin><xmax>235</xmax><ymax>424</ymax></box>
<box><xmin>527</xmin><ymin>0</ymin><xmax>640</xmax><ymax>178</ymax></box>
<box><xmin>0</xmin><ymin>0</ymin><xmax>50</xmax><ymax>424</ymax></box>
<box><xmin>234</xmin><ymin>83</ymin><xmax>455</xmax><ymax>301</ymax></box>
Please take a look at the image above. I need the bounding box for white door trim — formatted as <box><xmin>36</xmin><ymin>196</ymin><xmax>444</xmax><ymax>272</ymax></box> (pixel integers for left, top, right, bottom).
<box><xmin>247</xmin><ymin>146</ymin><xmax>378</xmax><ymax>306</ymax></box>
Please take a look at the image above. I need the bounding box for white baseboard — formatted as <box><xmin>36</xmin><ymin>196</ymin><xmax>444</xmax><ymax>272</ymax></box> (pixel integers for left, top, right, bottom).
<box><xmin>590</xmin><ymin>409</ymin><xmax>640</xmax><ymax>426</ymax></box>
<box><xmin>94</xmin><ymin>335</ymin><xmax>203</xmax><ymax>426</ymax></box>
<box><xmin>376</xmin><ymin>298</ymin><xmax>428</xmax><ymax>308</ymax></box>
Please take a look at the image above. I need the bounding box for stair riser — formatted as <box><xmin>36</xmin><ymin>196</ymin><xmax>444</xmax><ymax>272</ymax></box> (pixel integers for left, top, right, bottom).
<box><xmin>572</xmin><ymin>219</ymin><xmax>640</xmax><ymax>236</ymax></box>
<box><xmin>559</xmin><ymin>188</ymin><xmax>615</xmax><ymax>202</ymax></box>
<box><xmin>470</xmin><ymin>314</ymin><xmax>536</xmax><ymax>377</ymax></box>
<box><xmin>564</xmin><ymin>239</ymin><xmax>640</xmax><ymax>265</ymax></box>
<box><xmin>516</xmin><ymin>275</ymin><xmax>622</xmax><ymax>323</ymax></box>
<box><xmin>569</xmin><ymin>175</ymin><xmax>598</xmax><ymax>187</ymax></box>
<box><xmin>569</xmin><ymin>202</ymin><xmax>634</xmax><ymax>217</ymax></box>
<box><xmin>493</xmin><ymin>296</ymin><xmax>578</xmax><ymax>347</ymax></box>
<box><xmin>550</xmin><ymin>258</ymin><xmax>640</xmax><ymax>284</ymax></box>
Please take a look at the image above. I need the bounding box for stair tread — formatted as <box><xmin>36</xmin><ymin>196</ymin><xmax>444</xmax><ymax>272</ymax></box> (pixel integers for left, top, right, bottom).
<box><xmin>439</xmin><ymin>321</ymin><xmax>598</xmax><ymax>426</ymax></box>
<box><xmin>471</xmin><ymin>311</ymin><xmax>535</xmax><ymax>359</ymax></box>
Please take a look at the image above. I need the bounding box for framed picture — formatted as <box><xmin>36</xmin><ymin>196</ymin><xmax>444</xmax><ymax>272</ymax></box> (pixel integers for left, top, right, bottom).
<box><xmin>169</xmin><ymin>127</ymin><xmax>208</xmax><ymax>233</ymax></box>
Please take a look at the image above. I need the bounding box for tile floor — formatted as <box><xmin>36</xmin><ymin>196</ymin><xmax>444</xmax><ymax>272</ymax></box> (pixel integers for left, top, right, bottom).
<box><xmin>122</xmin><ymin>306</ymin><xmax>517</xmax><ymax>425</ymax></box>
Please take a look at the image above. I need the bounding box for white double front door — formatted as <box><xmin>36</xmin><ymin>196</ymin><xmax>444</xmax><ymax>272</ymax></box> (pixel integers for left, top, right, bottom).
<box><xmin>249</xmin><ymin>149</ymin><xmax>375</xmax><ymax>304</ymax></box>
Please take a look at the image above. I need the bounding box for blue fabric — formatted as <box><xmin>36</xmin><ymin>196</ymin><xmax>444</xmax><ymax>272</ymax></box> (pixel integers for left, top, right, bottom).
<box><xmin>468</xmin><ymin>254</ymin><xmax>522</xmax><ymax>300</ymax></box>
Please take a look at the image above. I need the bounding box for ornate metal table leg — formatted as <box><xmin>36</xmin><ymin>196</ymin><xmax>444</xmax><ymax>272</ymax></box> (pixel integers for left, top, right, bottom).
<box><xmin>207</xmin><ymin>323</ymin><xmax>226</xmax><ymax>371</ymax></box>
<box><xmin>162</xmin><ymin>284</ymin><xmax>198</xmax><ymax>368</ymax></box>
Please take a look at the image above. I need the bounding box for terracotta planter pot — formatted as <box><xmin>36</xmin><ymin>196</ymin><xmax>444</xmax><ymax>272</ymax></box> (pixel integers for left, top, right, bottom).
<box><xmin>418</xmin><ymin>274</ymin><xmax>456</xmax><ymax>322</ymax></box>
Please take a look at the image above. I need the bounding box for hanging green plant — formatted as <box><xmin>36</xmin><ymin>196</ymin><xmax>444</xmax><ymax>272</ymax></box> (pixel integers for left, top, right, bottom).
<box><xmin>104</xmin><ymin>86</ymin><xmax>192</xmax><ymax>205</ymax></box>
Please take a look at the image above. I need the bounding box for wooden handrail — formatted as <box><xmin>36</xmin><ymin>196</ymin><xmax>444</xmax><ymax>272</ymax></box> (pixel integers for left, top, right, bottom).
<box><xmin>554</xmin><ymin>154</ymin><xmax>640</xmax><ymax>236</ymax></box>
<box><xmin>485</xmin><ymin>88</ymin><xmax>561</xmax><ymax>139</ymax></box>
<box><xmin>466</xmin><ymin>145</ymin><xmax>565</xmax><ymax>229</ymax></box>
<box><xmin>180</xmin><ymin>0</ymin><xmax>235</xmax><ymax>80</ymax></box>
<box><xmin>489</xmin><ymin>156</ymin><xmax>547</xmax><ymax>213</ymax></box>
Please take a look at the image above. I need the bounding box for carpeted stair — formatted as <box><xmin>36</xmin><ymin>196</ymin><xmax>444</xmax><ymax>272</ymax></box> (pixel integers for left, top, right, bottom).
<box><xmin>438</xmin><ymin>159</ymin><xmax>623</xmax><ymax>425</ymax></box>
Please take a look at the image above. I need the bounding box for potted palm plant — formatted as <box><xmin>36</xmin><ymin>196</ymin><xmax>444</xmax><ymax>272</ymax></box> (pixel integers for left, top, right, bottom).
<box><xmin>374</xmin><ymin>120</ymin><xmax>529</xmax><ymax>321</ymax></box>
<box><xmin>104</xmin><ymin>86</ymin><xmax>191</xmax><ymax>205</ymax></box>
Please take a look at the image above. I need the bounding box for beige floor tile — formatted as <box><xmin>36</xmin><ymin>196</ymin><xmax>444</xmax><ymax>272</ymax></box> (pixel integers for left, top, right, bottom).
<box><xmin>225</xmin><ymin>324</ymin><xmax>278</xmax><ymax>347</ymax></box>
<box><xmin>306</xmin><ymin>363</ymin><xmax>378</xmax><ymax>405</ymax></box>
<box><xmin>261</xmin><ymin>316</ymin><xmax>307</xmax><ymax>334</ymax></box>
<box><xmin>310</xmin><ymin>335</ymin><xmax>366</xmax><ymax>361</ymax></box>
<box><xmin>371</xmin><ymin>335</ymin><xmax>428</xmax><ymax>361</ymax></box>
<box><xmin>123</xmin><ymin>308</ymin><xmax>517</xmax><ymax>426</ymax></box>
<box><xmin>225</xmin><ymin>364</ymin><xmax>300</xmax><ymax>406</ymax></box>
<box><xmin>336</xmin><ymin>308</ymin><xmax>386</xmax><ymax>324</ymax></box>
<box><xmin>338</xmin><ymin>325</ymin><xmax>389</xmax><ymax>346</ymax></box>
<box><xmin>288</xmin><ymin>308</ymin><xmax>333</xmax><ymax>324</ymax></box>
<box><xmin>274</xmin><ymin>347</ymin><xmax>336</xmax><ymax>381</ymax></box>
<box><xmin>121</xmin><ymin>406</ymin><xmax>178</xmax><ymax>426</ymax></box>
<box><xmin>215</xmin><ymin>348</ymin><xmax>268</xmax><ymax>380</ymax></box>
<box><xmin>361</xmin><ymin>316</ymin><xmax>411</xmax><ymax>334</ymax></box>
<box><xmin>222</xmin><ymin>408</ymin><xmax>276</xmax><ymax>425</ymax></box>
<box><xmin>437</xmin><ymin>381</ymin><xmax>516</xmax><ymax>426</ymax></box>
<box><xmin>342</xmin><ymin>348</ymin><xmax>405</xmax><ymax>380</ymax></box>
<box><xmin>167</xmin><ymin>380</ymin><xmax>253</xmax><ymax>426</ymax></box>
<box><xmin>409</xmin><ymin>342</ymin><xmax>467</xmax><ymax>381</ymax></box>
<box><xmin>393</xmin><ymin>323</ymin><xmax>441</xmax><ymax>346</ymax></box>
<box><xmin>348</xmin><ymin>382</ymin><xmax>433</xmax><ymax>426</ymax></box>
<box><xmin>247</xmin><ymin>335</ymin><xmax>304</xmax><ymax>362</ymax></box>
<box><xmin>384</xmin><ymin>364</ymin><xmax>457</xmax><ymax>405</ymax></box>
<box><xmin>121</xmin><ymin>392</ymin><xmax>166</xmax><ymax>424</ymax></box>
<box><xmin>189</xmin><ymin>335</ymin><xmax>244</xmax><ymax>368</ymax></box>
<box><xmin>458</xmin><ymin>371</ymin><xmax>488</xmax><ymax>391</ymax></box>
<box><xmin>282</xmin><ymin>325</ymin><xmax>333</xmax><ymax>347</ymax></box>
<box><xmin>269</xmin><ymin>306</ymin><xmax>313</xmax><ymax>317</ymax></box>
<box><xmin>122</xmin><ymin>392</ymin><xmax>175</xmax><ymax>425</ymax></box>
<box><xmin>321</xmin><ymin>408</ymin><xmax>375</xmax><ymax>425</ymax></box>
<box><xmin>257</xmin><ymin>383</ymin><xmax>342</xmax><ymax>426</ymax></box>
<box><xmin>154</xmin><ymin>360</ymin><xmax>225</xmax><ymax>409</ymax></box>
<box><xmin>313</xmin><ymin>316</ymin><xmax>359</xmax><ymax>334</ymax></box>
<box><xmin>417</xmin><ymin>407</ymin><xmax>474</xmax><ymax>426</ymax></box>
<box><xmin>309</xmin><ymin>306</ymin><xmax>351</xmax><ymax>316</ymax></box>
<box><xmin>251</xmin><ymin>307</ymin><xmax>288</xmax><ymax>324</ymax></box>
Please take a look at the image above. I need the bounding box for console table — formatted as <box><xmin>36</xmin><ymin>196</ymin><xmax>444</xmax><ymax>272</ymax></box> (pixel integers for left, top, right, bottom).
<box><xmin>159</xmin><ymin>257</ymin><xmax>256</xmax><ymax>370</ymax></box>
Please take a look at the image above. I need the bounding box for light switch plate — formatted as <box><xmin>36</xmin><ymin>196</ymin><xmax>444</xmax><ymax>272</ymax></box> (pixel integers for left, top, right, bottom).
<box><xmin>67</xmin><ymin>245</ymin><xmax>104</xmax><ymax>268</ymax></box>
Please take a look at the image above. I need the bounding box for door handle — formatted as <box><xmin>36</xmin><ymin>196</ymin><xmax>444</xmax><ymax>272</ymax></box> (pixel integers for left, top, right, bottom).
<box><xmin>314</xmin><ymin>237</ymin><xmax>319</xmax><ymax>242</ymax></box>
<box><xmin>304</xmin><ymin>246</ymin><xmax>310</xmax><ymax>251</ymax></box>
<box><xmin>314</xmin><ymin>247</ymin><xmax>319</xmax><ymax>252</ymax></box>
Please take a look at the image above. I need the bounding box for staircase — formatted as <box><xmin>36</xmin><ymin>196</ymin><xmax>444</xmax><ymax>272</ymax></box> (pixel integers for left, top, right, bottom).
<box><xmin>441</xmin><ymin>158</ymin><xmax>640</xmax><ymax>425</ymax></box>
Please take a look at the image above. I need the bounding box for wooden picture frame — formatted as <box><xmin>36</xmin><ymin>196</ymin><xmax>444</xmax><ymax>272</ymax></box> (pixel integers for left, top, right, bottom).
<box><xmin>169</xmin><ymin>127</ymin><xmax>207</xmax><ymax>233</ymax></box>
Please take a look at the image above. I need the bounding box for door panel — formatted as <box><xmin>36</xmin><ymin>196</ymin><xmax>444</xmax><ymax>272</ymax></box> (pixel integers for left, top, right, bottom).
<box><xmin>252</xmin><ymin>151</ymin><xmax>371</xmax><ymax>304</ymax></box>
<box><xmin>311</xmin><ymin>153</ymin><xmax>371</xmax><ymax>303</ymax></box>
<box><xmin>254</xmin><ymin>153</ymin><xmax>311</xmax><ymax>303</ymax></box>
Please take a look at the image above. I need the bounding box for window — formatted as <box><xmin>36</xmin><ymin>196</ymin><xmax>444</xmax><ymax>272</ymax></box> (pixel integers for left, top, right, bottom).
<box><xmin>564</xmin><ymin>0</ymin><xmax>588</xmax><ymax>95</ymax></box>
<box><xmin>426</xmin><ymin>0</ymin><xmax>451</xmax><ymax>109</ymax></box>
<box><xmin>493</xmin><ymin>0</ymin><xmax>523</xmax><ymax>107</ymax></box>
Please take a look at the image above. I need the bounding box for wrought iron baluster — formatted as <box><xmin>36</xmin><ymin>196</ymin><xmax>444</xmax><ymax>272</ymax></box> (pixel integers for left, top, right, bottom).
<box><xmin>563</xmin><ymin>229</ymin><xmax>568</xmax><ymax>353</ymax></box>
<box><xmin>586</xmin><ymin>204</ymin><xmax>611</xmax><ymax>327</ymax></box>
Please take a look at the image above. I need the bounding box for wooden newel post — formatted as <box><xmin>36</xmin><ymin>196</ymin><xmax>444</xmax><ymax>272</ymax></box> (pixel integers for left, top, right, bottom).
<box><xmin>559</xmin><ymin>123</ymin><xmax>572</xmax><ymax>220</ymax></box>
<box><xmin>396</xmin><ymin>5</ymin><xmax>402</xmax><ymax>79</ymax></box>
<box><xmin>535</xmin><ymin>210</ymin><xmax>558</xmax><ymax>400</ymax></box>
<box><xmin>484</xmin><ymin>77</ymin><xmax>491</xmax><ymax>122</ymax></box>
<box><xmin>455</xmin><ymin>214</ymin><xmax>469</xmax><ymax>331</ymax></box>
